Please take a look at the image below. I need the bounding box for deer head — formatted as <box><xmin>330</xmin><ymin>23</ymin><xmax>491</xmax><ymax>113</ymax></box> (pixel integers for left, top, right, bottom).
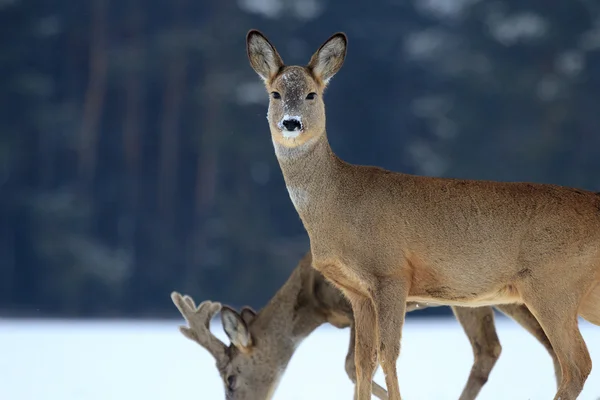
<box><xmin>246</xmin><ymin>29</ymin><xmax>347</xmax><ymax>152</ymax></box>
<box><xmin>171</xmin><ymin>292</ymin><xmax>290</xmax><ymax>400</ymax></box>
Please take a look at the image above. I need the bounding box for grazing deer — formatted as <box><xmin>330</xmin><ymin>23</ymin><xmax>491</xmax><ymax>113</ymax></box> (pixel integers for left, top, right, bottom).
<box><xmin>172</xmin><ymin>252</ymin><xmax>560</xmax><ymax>400</ymax></box>
<box><xmin>245</xmin><ymin>29</ymin><xmax>600</xmax><ymax>400</ymax></box>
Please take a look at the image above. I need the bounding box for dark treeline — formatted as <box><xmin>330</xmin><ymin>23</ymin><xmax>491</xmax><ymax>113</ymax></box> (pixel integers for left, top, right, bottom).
<box><xmin>0</xmin><ymin>0</ymin><xmax>599</xmax><ymax>318</ymax></box>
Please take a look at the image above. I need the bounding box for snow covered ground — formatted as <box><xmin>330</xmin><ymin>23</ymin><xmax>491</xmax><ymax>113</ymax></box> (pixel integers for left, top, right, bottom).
<box><xmin>0</xmin><ymin>316</ymin><xmax>598</xmax><ymax>400</ymax></box>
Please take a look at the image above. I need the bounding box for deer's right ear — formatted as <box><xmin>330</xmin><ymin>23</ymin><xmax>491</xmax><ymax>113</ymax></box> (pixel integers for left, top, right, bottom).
<box><xmin>221</xmin><ymin>306</ymin><xmax>253</xmax><ymax>352</ymax></box>
<box><xmin>246</xmin><ymin>29</ymin><xmax>284</xmax><ymax>83</ymax></box>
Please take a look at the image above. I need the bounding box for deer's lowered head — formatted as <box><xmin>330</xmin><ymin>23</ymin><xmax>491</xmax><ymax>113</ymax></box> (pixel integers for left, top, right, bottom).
<box><xmin>246</xmin><ymin>29</ymin><xmax>346</xmax><ymax>152</ymax></box>
<box><xmin>171</xmin><ymin>292</ymin><xmax>291</xmax><ymax>400</ymax></box>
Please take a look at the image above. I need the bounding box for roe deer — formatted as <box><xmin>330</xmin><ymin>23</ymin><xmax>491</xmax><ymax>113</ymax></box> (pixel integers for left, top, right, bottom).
<box><xmin>171</xmin><ymin>252</ymin><xmax>560</xmax><ymax>400</ymax></box>
<box><xmin>245</xmin><ymin>29</ymin><xmax>600</xmax><ymax>400</ymax></box>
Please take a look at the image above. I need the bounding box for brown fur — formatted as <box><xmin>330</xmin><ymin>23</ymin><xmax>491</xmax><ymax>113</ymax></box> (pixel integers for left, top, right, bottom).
<box><xmin>246</xmin><ymin>29</ymin><xmax>600</xmax><ymax>400</ymax></box>
<box><xmin>172</xmin><ymin>252</ymin><xmax>561</xmax><ymax>399</ymax></box>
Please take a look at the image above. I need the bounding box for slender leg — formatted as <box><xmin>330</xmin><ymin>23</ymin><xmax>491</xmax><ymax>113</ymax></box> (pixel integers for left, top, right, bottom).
<box><xmin>345</xmin><ymin>292</ymin><xmax>379</xmax><ymax>400</ymax></box>
<box><xmin>521</xmin><ymin>290</ymin><xmax>592</xmax><ymax>400</ymax></box>
<box><xmin>345</xmin><ymin>322</ymin><xmax>389</xmax><ymax>399</ymax></box>
<box><xmin>496</xmin><ymin>304</ymin><xmax>561</xmax><ymax>387</ymax></box>
<box><xmin>372</xmin><ymin>279</ymin><xmax>408</xmax><ymax>400</ymax></box>
<box><xmin>451</xmin><ymin>306</ymin><xmax>502</xmax><ymax>400</ymax></box>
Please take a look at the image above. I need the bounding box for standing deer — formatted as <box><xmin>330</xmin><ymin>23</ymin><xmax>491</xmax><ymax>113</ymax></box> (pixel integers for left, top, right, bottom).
<box><xmin>172</xmin><ymin>252</ymin><xmax>560</xmax><ymax>400</ymax></box>
<box><xmin>245</xmin><ymin>29</ymin><xmax>600</xmax><ymax>400</ymax></box>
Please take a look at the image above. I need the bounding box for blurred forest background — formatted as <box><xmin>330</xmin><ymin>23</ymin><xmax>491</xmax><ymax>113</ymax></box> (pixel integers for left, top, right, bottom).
<box><xmin>0</xmin><ymin>0</ymin><xmax>599</xmax><ymax>318</ymax></box>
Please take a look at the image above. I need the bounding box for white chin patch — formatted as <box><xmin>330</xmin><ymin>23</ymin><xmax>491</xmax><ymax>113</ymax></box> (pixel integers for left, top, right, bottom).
<box><xmin>282</xmin><ymin>130</ymin><xmax>301</xmax><ymax>139</ymax></box>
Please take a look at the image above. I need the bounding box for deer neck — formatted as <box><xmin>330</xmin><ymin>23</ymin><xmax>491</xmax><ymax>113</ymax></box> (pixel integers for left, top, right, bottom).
<box><xmin>251</xmin><ymin>260</ymin><xmax>329</xmax><ymax>365</ymax></box>
<box><xmin>272</xmin><ymin>132</ymin><xmax>339</xmax><ymax>225</ymax></box>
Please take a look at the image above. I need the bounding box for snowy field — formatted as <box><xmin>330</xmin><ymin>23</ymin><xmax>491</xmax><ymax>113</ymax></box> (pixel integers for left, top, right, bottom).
<box><xmin>0</xmin><ymin>316</ymin><xmax>598</xmax><ymax>400</ymax></box>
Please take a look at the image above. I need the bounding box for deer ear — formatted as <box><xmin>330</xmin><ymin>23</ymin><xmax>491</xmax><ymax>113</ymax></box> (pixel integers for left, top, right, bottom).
<box><xmin>246</xmin><ymin>29</ymin><xmax>284</xmax><ymax>83</ymax></box>
<box><xmin>307</xmin><ymin>32</ymin><xmax>347</xmax><ymax>85</ymax></box>
<box><xmin>240</xmin><ymin>306</ymin><xmax>257</xmax><ymax>325</ymax></box>
<box><xmin>221</xmin><ymin>306</ymin><xmax>253</xmax><ymax>351</ymax></box>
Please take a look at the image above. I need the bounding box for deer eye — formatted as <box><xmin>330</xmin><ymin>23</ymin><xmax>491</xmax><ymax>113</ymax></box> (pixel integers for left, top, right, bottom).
<box><xmin>227</xmin><ymin>375</ymin><xmax>237</xmax><ymax>390</ymax></box>
<box><xmin>271</xmin><ymin>92</ymin><xmax>281</xmax><ymax>99</ymax></box>
<box><xmin>306</xmin><ymin>92</ymin><xmax>317</xmax><ymax>100</ymax></box>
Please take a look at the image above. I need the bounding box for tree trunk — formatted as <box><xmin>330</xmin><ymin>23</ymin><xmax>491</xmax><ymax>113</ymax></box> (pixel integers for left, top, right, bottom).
<box><xmin>122</xmin><ymin>0</ymin><xmax>144</xmax><ymax>209</ymax></box>
<box><xmin>158</xmin><ymin>0</ymin><xmax>188</xmax><ymax>223</ymax></box>
<box><xmin>78</xmin><ymin>0</ymin><xmax>108</xmax><ymax>187</ymax></box>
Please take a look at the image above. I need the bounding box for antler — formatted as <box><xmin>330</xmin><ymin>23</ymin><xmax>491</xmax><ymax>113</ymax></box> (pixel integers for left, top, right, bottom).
<box><xmin>171</xmin><ymin>291</ymin><xmax>228</xmax><ymax>365</ymax></box>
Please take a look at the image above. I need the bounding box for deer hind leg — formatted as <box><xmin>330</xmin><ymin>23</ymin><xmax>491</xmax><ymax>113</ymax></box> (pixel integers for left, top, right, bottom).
<box><xmin>345</xmin><ymin>322</ymin><xmax>389</xmax><ymax>400</ymax></box>
<box><xmin>451</xmin><ymin>306</ymin><xmax>501</xmax><ymax>400</ymax></box>
<box><xmin>579</xmin><ymin>281</ymin><xmax>600</xmax><ymax>326</ymax></box>
<box><xmin>521</xmin><ymin>284</ymin><xmax>592</xmax><ymax>400</ymax></box>
<box><xmin>371</xmin><ymin>278</ymin><xmax>408</xmax><ymax>400</ymax></box>
<box><xmin>371</xmin><ymin>378</ymin><xmax>390</xmax><ymax>399</ymax></box>
<box><xmin>344</xmin><ymin>291</ymin><xmax>379</xmax><ymax>400</ymax></box>
<box><xmin>496</xmin><ymin>303</ymin><xmax>561</xmax><ymax>387</ymax></box>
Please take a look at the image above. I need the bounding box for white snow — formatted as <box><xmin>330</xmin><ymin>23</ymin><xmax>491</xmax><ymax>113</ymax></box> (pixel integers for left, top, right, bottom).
<box><xmin>0</xmin><ymin>316</ymin><xmax>598</xmax><ymax>399</ymax></box>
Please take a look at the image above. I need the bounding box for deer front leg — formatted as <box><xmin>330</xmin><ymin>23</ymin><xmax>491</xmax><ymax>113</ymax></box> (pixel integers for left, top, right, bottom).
<box><xmin>345</xmin><ymin>292</ymin><xmax>378</xmax><ymax>400</ymax></box>
<box><xmin>345</xmin><ymin>322</ymin><xmax>389</xmax><ymax>399</ymax></box>
<box><xmin>451</xmin><ymin>306</ymin><xmax>502</xmax><ymax>400</ymax></box>
<box><xmin>371</xmin><ymin>278</ymin><xmax>407</xmax><ymax>400</ymax></box>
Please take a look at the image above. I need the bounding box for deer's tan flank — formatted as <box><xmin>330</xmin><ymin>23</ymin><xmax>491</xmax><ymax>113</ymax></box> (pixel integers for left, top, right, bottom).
<box><xmin>245</xmin><ymin>29</ymin><xmax>600</xmax><ymax>400</ymax></box>
<box><xmin>172</xmin><ymin>252</ymin><xmax>560</xmax><ymax>400</ymax></box>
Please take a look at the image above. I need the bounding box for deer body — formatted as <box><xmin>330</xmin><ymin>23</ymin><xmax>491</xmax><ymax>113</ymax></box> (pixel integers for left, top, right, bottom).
<box><xmin>172</xmin><ymin>252</ymin><xmax>561</xmax><ymax>400</ymax></box>
<box><xmin>246</xmin><ymin>29</ymin><xmax>600</xmax><ymax>400</ymax></box>
<box><xmin>281</xmin><ymin>141</ymin><xmax>600</xmax><ymax>307</ymax></box>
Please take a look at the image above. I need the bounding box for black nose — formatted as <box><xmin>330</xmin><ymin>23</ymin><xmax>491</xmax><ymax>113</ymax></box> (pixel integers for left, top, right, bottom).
<box><xmin>282</xmin><ymin>119</ymin><xmax>302</xmax><ymax>131</ymax></box>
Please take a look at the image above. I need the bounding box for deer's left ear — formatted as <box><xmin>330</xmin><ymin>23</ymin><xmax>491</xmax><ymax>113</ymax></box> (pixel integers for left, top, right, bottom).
<box><xmin>247</xmin><ymin>29</ymin><xmax>285</xmax><ymax>83</ymax></box>
<box><xmin>307</xmin><ymin>32</ymin><xmax>347</xmax><ymax>85</ymax></box>
<box><xmin>240</xmin><ymin>306</ymin><xmax>257</xmax><ymax>325</ymax></box>
<box><xmin>221</xmin><ymin>306</ymin><xmax>253</xmax><ymax>352</ymax></box>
